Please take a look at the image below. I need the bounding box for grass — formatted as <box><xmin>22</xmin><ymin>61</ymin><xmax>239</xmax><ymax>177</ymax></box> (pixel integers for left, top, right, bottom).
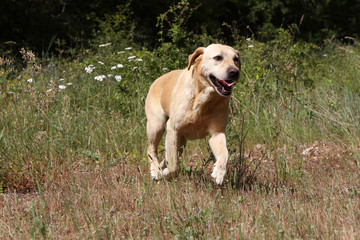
<box><xmin>0</xmin><ymin>34</ymin><xmax>359</xmax><ymax>239</ymax></box>
<box><xmin>0</xmin><ymin>148</ymin><xmax>358</xmax><ymax>239</ymax></box>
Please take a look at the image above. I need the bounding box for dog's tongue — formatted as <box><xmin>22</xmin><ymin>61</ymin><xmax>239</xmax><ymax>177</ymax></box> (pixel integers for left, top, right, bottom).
<box><xmin>219</xmin><ymin>79</ymin><xmax>236</xmax><ymax>87</ymax></box>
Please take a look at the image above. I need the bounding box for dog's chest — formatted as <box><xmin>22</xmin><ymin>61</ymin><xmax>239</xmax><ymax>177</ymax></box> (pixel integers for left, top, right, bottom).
<box><xmin>179</xmin><ymin>121</ymin><xmax>209</xmax><ymax>140</ymax></box>
<box><xmin>171</xmin><ymin>87</ymin><xmax>229</xmax><ymax>140</ymax></box>
<box><xmin>176</xmin><ymin>108</ymin><xmax>217</xmax><ymax>140</ymax></box>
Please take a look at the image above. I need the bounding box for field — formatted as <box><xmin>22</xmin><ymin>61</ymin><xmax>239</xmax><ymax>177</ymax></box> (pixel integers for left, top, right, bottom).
<box><xmin>1</xmin><ymin>32</ymin><xmax>359</xmax><ymax>239</ymax></box>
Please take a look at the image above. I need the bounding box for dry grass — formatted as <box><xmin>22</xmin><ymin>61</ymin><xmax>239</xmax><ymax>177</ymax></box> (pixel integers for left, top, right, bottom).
<box><xmin>1</xmin><ymin>142</ymin><xmax>359</xmax><ymax>239</ymax></box>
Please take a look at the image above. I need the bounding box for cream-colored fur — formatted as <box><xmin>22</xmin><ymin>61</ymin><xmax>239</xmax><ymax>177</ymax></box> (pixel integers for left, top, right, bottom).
<box><xmin>145</xmin><ymin>44</ymin><xmax>241</xmax><ymax>184</ymax></box>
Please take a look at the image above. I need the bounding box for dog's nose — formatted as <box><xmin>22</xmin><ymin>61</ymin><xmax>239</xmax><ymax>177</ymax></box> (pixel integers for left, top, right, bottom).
<box><xmin>228</xmin><ymin>68</ymin><xmax>239</xmax><ymax>79</ymax></box>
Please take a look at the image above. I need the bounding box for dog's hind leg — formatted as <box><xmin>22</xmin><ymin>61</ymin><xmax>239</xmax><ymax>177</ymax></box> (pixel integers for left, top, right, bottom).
<box><xmin>146</xmin><ymin>113</ymin><xmax>166</xmax><ymax>180</ymax></box>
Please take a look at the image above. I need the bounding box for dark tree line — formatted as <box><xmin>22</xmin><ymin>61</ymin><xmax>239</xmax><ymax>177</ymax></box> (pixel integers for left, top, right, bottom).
<box><xmin>1</xmin><ymin>0</ymin><xmax>359</xmax><ymax>54</ymax></box>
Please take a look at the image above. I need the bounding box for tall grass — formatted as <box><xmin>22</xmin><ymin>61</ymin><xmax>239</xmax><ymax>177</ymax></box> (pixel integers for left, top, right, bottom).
<box><xmin>0</xmin><ymin>32</ymin><xmax>359</xmax><ymax>239</ymax></box>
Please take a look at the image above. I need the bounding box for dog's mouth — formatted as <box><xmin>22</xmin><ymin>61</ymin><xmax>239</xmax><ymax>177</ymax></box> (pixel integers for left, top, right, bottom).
<box><xmin>209</xmin><ymin>74</ymin><xmax>236</xmax><ymax>96</ymax></box>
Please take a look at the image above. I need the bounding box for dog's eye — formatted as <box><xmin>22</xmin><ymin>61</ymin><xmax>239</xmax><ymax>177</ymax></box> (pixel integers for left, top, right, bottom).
<box><xmin>234</xmin><ymin>57</ymin><xmax>239</xmax><ymax>62</ymax></box>
<box><xmin>213</xmin><ymin>55</ymin><xmax>223</xmax><ymax>61</ymax></box>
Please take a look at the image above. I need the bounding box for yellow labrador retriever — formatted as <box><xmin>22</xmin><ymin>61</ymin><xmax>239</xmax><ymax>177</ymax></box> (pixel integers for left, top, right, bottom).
<box><xmin>145</xmin><ymin>44</ymin><xmax>240</xmax><ymax>184</ymax></box>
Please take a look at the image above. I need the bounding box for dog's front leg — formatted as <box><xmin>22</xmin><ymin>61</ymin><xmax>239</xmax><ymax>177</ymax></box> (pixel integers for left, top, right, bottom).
<box><xmin>162</xmin><ymin>120</ymin><xmax>182</xmax><ymax>180</ymax></box>
<box><xmin>209</xmin><ymin>133</ymin><xmax>229</xmax><ymax>185</ymax></box>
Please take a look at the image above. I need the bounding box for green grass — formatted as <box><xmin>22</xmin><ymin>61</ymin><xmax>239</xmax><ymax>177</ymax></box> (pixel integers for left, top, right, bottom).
<box><xmin>0</xmin><ymin>34</ymin><xmax>359</xmax><ymax>239</ymax></box>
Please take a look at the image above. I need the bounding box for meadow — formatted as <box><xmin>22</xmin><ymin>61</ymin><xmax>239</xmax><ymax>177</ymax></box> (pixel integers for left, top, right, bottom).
<box><xmin>0</xmin><ymin>29</ymin><xmax>359</xmax><ymax>239</ymax></box>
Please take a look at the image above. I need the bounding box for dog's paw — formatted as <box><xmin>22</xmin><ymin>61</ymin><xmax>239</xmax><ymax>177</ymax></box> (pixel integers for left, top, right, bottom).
<box><xmin>150</xmin><ymin>166</ymin><xmax>162</xmax><ymax>180</ymax></box>
<box><xmin>211</xmin><ymin>168</ymin><xmax>226</xmax><ymax>185</ymax></box>
<box><xmin>161</xmin><ymin>168</ymin><xmax>173</xmax><ymax>180</ymax></box>
<box><xmin>162</xmin><ymin>168</ymin><xmax>169</xmax><ymax>178</ymax></box>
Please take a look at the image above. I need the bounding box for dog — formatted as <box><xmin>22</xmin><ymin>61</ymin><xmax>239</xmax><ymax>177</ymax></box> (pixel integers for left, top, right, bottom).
<box><xmin>145</xmin><ymin>44</ymin><xmax>240</xmax><ymax>184</ymax></box>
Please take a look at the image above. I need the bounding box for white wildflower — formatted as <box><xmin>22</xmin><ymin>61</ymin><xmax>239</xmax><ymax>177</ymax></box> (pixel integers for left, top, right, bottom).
<box><xmin>59</xmin><ymin>85</ymin><xmax>66</xmax><ymax>90</ymax></box>
<box><xmin>98</xmin><ymin>61</ymin><xmax>104</xmax><ymax>65</ymax></box>
<box><xmin>162</xmin><ymin>68</ymin><xmax>168</xmax><ymax>71</ymax></box>
<box><xmin>27</xmin><ymin>78</ymin><xmax>33</xmax><ymax>83</ymax></box>
<box><xmin>85</xmin><ymin>66</ymin><xmax>93</xmax><ymax>73</ymax></box>
<box><xmin>117</xmin><ymin>51</ymin><xmax>125</xmax><ymax>54</ymax></box>
<box><xmin>117</xmin><ymin>64</ymin><xmax>124</xmax><ymax>68</ymax></box>
<box><xmin>132</xmin><ymin>67</ymin><xmax>138</xmax><ymax>70</ymax></box>
<box><xmin>66</xmin><ymin>83</ymin><xmax>73</xmax><ymax>86</ymax></box>
<box><xmin>125</xmin><ymin>47</ymin><xmax>132</xmax><ymax>50</ymax></box>
<box><xmin>115</xmin><ymin>75</ymin><xmax>122</xmax><ymax>82</ymax></box>
<box><xmin>111</xmin><ymin>66</ymin><xmax>117</xmax><ymax>70</ymax></box>
<box><xmin>94</xmin><ymin>75</ymin><xmax>106</xmax><ymax>81</ymax></box>
<box><xmin>99</xmin><ymin>43</ymin><xmax>112</xmax><ymax>47</ymax></box>
<box><xmin>135</xmin><ymin>58</ymin><xmax>143</xmax><ymax>62</ymax></box>
<box><xmin>246</xmin><ymin>38</ymin><xmax>251</xmax><ymax>41</ymax></box>
<box><xmin>85</xmin><ymin>65</ymin><xmax>96</xmax><ymax>73</ymax></box>
<box><xmin>46</xmin><ymin>89</ymin><xmax>53</xmax><ymax>93</ymax></box>
<box><xmin>59</xmin><ymin>78</ymin><xmax>65</xmax><ymax>81</ymax></box>
<box><xmin>85</xmin><ymin>67</ymin><xmax>93</xmax><ymax>73</ymax></box>
<box><xmin>107</xmin><ymin>74</ymin><xmax>113</xmax><ymax>77</ymax></box>
<box><xmin>248</xmin><ymin>45</ymin><xmax>254</xmax><ymax>48</ymax></box>
<box><xmin>128</xmin><ymin>56</ymin><xmax>136</xmax><ymax>61</ymax></box>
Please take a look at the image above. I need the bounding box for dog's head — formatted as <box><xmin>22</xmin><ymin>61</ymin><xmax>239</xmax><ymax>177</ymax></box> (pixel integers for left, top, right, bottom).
<box><xmin>187</xmin><ymin>44</ymin><xmax>241</xmax><ymax>97</ymax></box>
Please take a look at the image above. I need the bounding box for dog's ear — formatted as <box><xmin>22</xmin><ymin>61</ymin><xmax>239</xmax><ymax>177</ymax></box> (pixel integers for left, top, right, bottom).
<box><xmin>187</xmin><ymin>47</ymin><xmax>205</xmax><ymax>70</ymax></box>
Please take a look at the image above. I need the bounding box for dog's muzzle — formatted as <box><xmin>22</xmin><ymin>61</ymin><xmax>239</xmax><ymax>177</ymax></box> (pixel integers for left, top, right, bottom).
<box><xmin>209</xmin><ymin>68</ymin><xmax>239</xmax><ymax>96</ymax></box>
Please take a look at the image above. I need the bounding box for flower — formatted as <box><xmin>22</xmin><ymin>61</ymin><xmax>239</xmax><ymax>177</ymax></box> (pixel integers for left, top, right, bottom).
<box><xmin>46</xmin><ymin>89</ymin><xmax>53</xmax><ymax>93</ymax></box>
<box><xmin>246</xmin><ymin>38</ymin><xmax>251</xmax><ymax>41</ymax></box>
<box><xmin>27</xmin><ymin>78</ymin><xmax>33</xmax><ymax>83</ymax></box>
<box><xmin>85</xmin><ymin>65</ymin><xmax>96</xmax><ymax>73</ymax></box>
<box><xmin>94</xmin><ymin>75</ymin><xmax>106</xmax><ymax>81</ymax></box>
<box><xmin>111</xmin><ymin>64</ymin><xmax>123</xmax><ymax>70</ymax></box>
<box><xmin>115</xmin><ymin>75</ymin><xmax>122</xmax><ymax>82</ymax></box>
<box><xmin>132</xmin><ymin>67</ymin><xmax>138</xmax><ymax>70</ymax></box>
<box><xmin>107</xmin><ymin>74</ymin><xmax>113</xmax><ymax>77</ymax></box>
<box><xmin>248</xmin><ymin>45</ymin><xmax>254</xmax><ymax>48</ymax></box>
<box><xmin>117</xmin><ymin>51</ymin><xmax>125</xmax><ymax>54</ymax></box>
<box><xmin>59</xmin><ymin>78</ymin><xmax>65</xmax><ymax>81</ymax></box>
<box><xmin>98</xmin><ymin>61</ymin><xmax>104</xmax><ymax>65</ymax></box>
<box><xmin>125</xmin><ymin>47</ymin><xmax>132</xmax><ymax>50</ymax></box>
<box><xmin>66</xmin><ymin>83</ymin><xmax>73</xmax><ymax>86</ymax></box>
<box><xmin>59</xmin><ymin>85</ymin><xmax>66</xmax><ymax>90</ymax></box>
<box><xmin>135</xmin><ymin>58</ymin><xmax>143</xmax><ymax>62</ymax></box>
<box><xmin>128</xmin><ymin>56</ymin><xmax>136</xmax><ymax>61</ymax></box>
<box><xmin>99</xmin><ymin>43</ymin><xmax>112</xmax><ymax>47</ymax></box>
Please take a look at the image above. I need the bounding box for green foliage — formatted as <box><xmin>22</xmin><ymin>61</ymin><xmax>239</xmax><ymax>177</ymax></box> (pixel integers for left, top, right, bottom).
<box><xmin>156</xmin><ymin>0</ymin><xmax>200</xmax><ymax>47</ymax></box>
<box><xmin>2</xmin><ymin>0</ymin><xmax>359</xmax><ymax>55</ymax></box>
<box><xmin>237</xmin><ymin>28</ymin><xmax>319</xmax><ymax>99</ymax></box>
<box><xmin>94</xmin><ymin>3</ymin><xmax>135</xmax><ymax>47</ymax></box>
